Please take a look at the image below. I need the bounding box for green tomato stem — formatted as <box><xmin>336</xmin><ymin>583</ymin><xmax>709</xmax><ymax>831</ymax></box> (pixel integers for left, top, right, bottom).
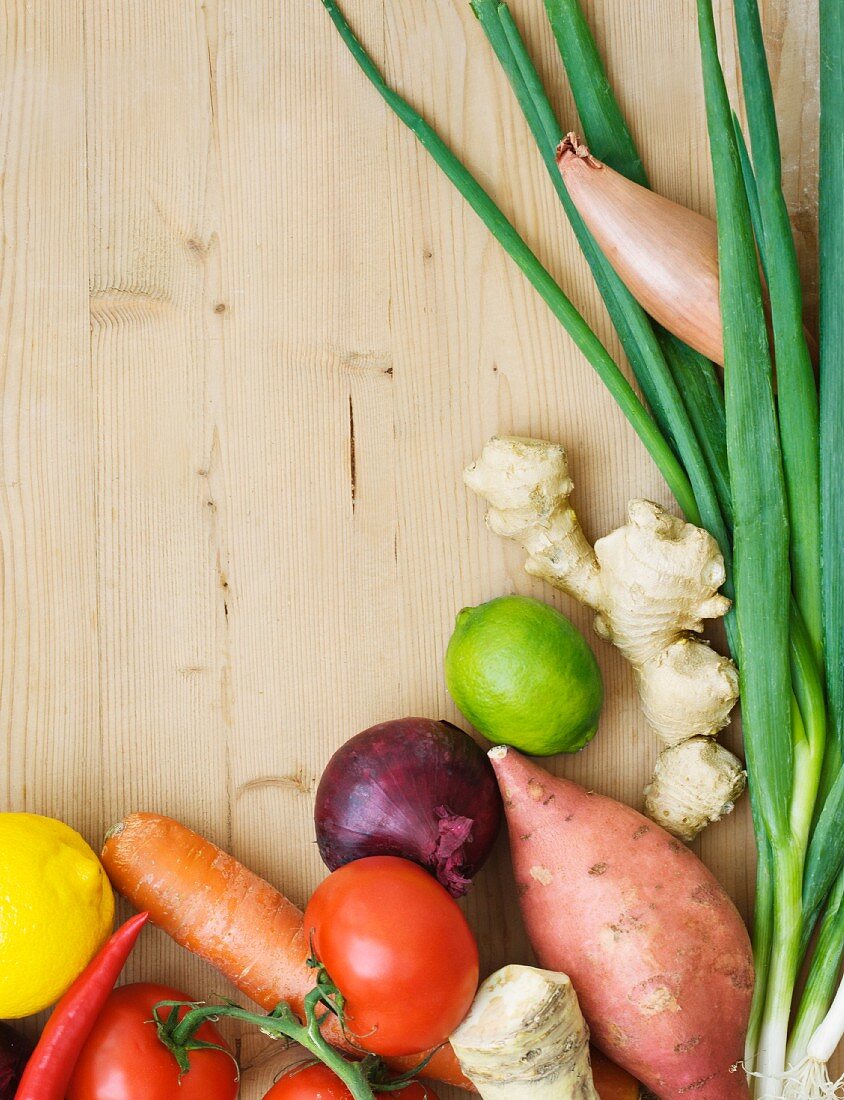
<box><xmin>156</xmin><ymin>995</ymin><xmax>378</xmax><ymax>1100</ymax></box>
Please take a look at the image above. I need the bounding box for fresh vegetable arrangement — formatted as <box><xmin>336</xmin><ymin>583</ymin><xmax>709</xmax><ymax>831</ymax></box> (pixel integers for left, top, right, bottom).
<box><xmin>2</xmin><ymin>2</ymin><xmax>839</xmax><ymax>1099</ymax></box>
<box><xmin>15</xmin><ymin>913</ymin><xmax>149</xmax><ymax>1100</ymax></box>
<box><xmin>99</xmin><ymin>809</ymin><xmax>474</xmax><ymax>1092</ymax></box>
<box><xmin>315</xmin><ymin>0</ymin><xmax>843</xmax><ymax>1094</ymax></box>
<box><xmin>463</xmin><ymin>438</ymin><xmax>744</xmax><ymax>839</ymax></box>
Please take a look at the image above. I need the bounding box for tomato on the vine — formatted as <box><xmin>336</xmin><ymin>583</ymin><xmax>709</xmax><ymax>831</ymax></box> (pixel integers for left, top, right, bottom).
<box><xmin>303</xmin><ymin>855</ymin><xmax>479</xmax><ymax>1056</ymax></box>
<box><xmin>66</xmin><ymin>982</ymin><xmax>239</xmax><ymax>1100</ymax></box>
<box><xmin>263</xmin><ymin>1063</ymin><xmax>439</xmax><ymax>1099</ymax></box>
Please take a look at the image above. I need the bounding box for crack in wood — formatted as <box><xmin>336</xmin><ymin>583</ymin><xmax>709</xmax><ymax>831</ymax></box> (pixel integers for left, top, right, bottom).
<box><xmin>348</xmin><ymin>394</ymin><xmax>356</xmax><ymax>511</ymax></box>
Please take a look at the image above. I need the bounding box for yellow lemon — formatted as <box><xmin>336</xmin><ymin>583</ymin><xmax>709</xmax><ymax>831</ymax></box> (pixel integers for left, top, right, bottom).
<box><xmin>0</xmin><ymin>813</ymin><xmax>114</xmax><ymax>1017</ymax></box>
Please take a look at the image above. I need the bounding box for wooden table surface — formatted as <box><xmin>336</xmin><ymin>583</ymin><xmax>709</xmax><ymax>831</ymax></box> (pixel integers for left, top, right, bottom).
<box><xmin>0</xmin><ymin>1</ymin><xmax>819</xmax><ymax>1094</ymax></box>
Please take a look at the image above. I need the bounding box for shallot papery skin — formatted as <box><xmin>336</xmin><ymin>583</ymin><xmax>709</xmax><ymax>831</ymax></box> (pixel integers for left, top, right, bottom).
<box><xmin>558</xmin><ymin>134</ymin><xmax>724</xmax><ymax>366</ymax></box>
<box><xmin>315</xmin><ymin>717</ymin><xmax>502</xmax><ymax>896</ymax></box>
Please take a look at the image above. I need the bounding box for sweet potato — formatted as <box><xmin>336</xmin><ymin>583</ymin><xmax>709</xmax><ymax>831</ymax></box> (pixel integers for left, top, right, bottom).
<box><xmin>489</xmin><ymin>747</ymin><xmax>753</xmax><ymax>1100</ymax></box>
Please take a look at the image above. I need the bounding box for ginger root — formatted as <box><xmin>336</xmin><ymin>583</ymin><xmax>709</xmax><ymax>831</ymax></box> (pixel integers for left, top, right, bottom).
<box><xmin>644</xmin><ymin>737</ymin><xmax>747</xmax><ymax>842</ymax></box>
<box><xmin>451</xmin><ymin>964</ymin><xmax>598</xmax><ymax>1100</ymax></box>
<box><xmin>464</xmin><ymin>436</ymin><xmax>744</xmax><ymax>839</ymax></box>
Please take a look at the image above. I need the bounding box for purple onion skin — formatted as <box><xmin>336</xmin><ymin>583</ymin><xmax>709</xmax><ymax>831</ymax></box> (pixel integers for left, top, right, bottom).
<box><xmin>0</xmin><ymin>1022</ymin><xmax>31</xmax><ymax>1100</ymax></box>
<box><xmin>315</xmin><ymin>718</ymin><xmax>502</xmax><ymax>897</ymax></box>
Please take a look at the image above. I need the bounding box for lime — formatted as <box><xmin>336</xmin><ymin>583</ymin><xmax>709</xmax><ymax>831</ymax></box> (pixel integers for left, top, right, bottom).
<box><xmin>0</xmin><ymin>813</ymin><xmax>114</xmax><ymax>1017</ymax></box>
<box><xmin>445</xmin><ymin>595</ymin><xmax>603</xmax><ymax>755</ymax></box>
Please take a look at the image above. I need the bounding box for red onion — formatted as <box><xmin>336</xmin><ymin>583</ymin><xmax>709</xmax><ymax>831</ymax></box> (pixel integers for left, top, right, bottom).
<box><xmin>0</xmin><ymin>1022</ymin><xmax>31</xmax><ymax>1100</ymax></box>
<box><xmin>315</xmin><ymin>718</ymin><xmax>502</xmax><ymax>897</ymax></box>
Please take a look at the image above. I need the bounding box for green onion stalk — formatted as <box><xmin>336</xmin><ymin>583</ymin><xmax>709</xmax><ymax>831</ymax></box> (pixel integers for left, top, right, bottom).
<box><xmin>781</xmin><ymin>0</ymin><xmax>844</xmax><ymax>1090</ymax></box>
<box><xmin>694</xmin><ymin>4</ymin><xmax>803</xmax><ymax>1093</ymax></box>
<box><xmin>318</xmin><ymin>0</ymin><xmax>842</xmax><ymax>1092</ymax></box>
<box><xmin>319</xmin><ymin>0</ymin><xmax>694</xmax><ymax>519</ymax></box>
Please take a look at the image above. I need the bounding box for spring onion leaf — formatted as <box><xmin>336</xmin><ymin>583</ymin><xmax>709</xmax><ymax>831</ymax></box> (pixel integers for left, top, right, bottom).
<box><xmin>697</xmin><ymin>2</ymin><xmax>802</xmax><ymax>1088</ymax></box>
<box><xmin>802</xmin><ymin>769</ymin><xmax>844</xmax><ymax>954</ymax></box>
<box><xmin>698</xmin><ymin>0</ymin><xmax>792</xmax><ymax>837</ymax></box>
<box><xmin>541</xmin><ymin>0</ymin><xmax>646</xmax><ymax>185</ymax></box>
<box><xmin>538</xmin><ymin>0</ymin><xmax>735</xmax><ymax>551</ymax></box>
<box><xmin>654</xmin><ymin>331</ymin><xmax>731</xmax><ymax>525</ymax></box>
<box><xmin>473</xmin><ymin>1</ymin><xmax>733</xmax><ymax>550</ymax></box>
<box><xmin>790</xmin><ymin>874</ymin><xmax>844</xmax><ymax>1063</ymax></box>
<box><xmin>791</xmin><ymin>1</ymin><xmax>844</xmax><ymax>1057</ymax></box>
<box><xmin>819</xmin><ymin>0</ymin><xmax>844</xmax><ymax>759</ymax></box>
<box><xmin>731</xmin><ymin>112</ymin><xmax>769</xmax><ymax>283</ymax></box>
<box><xmin>733</xmin><ymin>0</ymin><xmax>822</xmax><ymax>661</ymax></box>
<box><xmin>317</xmin><ymin>0</ymin><xmax>695</xmax><ymax>515</ymax></box>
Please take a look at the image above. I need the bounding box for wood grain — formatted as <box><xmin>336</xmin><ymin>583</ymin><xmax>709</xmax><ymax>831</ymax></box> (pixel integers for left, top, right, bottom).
<box><xmin>0</xmin><ymin>0</ymin><xmax>820</xmax><ymax>1094</ymax></box>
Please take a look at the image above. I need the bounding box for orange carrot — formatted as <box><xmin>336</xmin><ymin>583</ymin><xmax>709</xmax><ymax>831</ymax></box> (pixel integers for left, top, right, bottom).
<box><xmin>101</xmin><ymin>813</ymin><xmax>471</xmax><ymax>1091</ymax></box>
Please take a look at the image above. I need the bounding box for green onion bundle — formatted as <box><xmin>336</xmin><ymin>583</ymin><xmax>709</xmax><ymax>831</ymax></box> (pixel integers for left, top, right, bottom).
<box><xmin>320</xmin><ymin>0</ymin><xmax>843</xmax><ymax>1092</ymax></box>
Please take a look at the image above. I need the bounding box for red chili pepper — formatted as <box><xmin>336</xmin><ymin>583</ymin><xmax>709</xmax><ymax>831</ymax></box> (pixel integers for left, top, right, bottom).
<box><xmin>14</xmin><ymin>911</ymin><xmax>149</xmax><ymax>1100</ymax></box>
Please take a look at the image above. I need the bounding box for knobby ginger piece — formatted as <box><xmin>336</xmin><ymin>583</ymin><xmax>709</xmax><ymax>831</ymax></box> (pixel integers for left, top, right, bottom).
<box><xmin>464</xmin><ymin>436</ymin><xmax>742</xmax><ymax>839</ymax></box>
<box><xmin>644</xmin><ymin>737</ymin><xmax>747</xmax><ymax>842</ymax></box>
<box><xmin>451</xmin><ymin>964</ymin><xmax>598</xmax><ymax>1100</ymax></box>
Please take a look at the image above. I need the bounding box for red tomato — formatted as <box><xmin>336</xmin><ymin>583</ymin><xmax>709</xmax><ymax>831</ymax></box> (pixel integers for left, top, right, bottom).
<box><xmin>303</xmin><ymin>856</ymin><xmax>478</xmax><ymax>1056</ymax></box>
<box><xmin>67</xmin><ymin>982</ymin><xmax>239</xmax><ymax>1100</ymax></box>
<box><xmin>263</xmin><ymin>1063</ymin><xmax>438</xmax><ymax>1099</ymax></box>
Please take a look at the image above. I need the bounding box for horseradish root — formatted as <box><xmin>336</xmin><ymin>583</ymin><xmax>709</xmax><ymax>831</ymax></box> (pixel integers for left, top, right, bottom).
<box><xmin>451</xmin><ymin>964</ymin><xmax>598</xmax><ymax>1100</ymax></box>
<box><xmin>464</xmin><ymin>436</ymin><xmax>743</xmax><ymax>837</ymax></box>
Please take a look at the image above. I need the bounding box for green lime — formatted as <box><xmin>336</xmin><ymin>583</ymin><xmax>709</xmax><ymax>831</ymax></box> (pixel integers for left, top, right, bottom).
<box><xmin>444</xmin><ymin>595</ymin><xmax>603</xmax><ymax>755</ymax></box>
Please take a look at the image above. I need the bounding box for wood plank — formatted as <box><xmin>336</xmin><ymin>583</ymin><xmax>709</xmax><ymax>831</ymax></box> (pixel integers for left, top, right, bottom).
<box><xmin>0</xmin><ymin>0</ymin><xmax>824</xmax><ymax>1094</ymax></box>
<box><xmin>84</xmin><ymin>13</ymin><xmax>230</xmax><ymax>1038</ymax></box>
<box><xmin>0</xmin><ymin>5</ymin><xmax>97</xmax><ymax>845</ymax></box>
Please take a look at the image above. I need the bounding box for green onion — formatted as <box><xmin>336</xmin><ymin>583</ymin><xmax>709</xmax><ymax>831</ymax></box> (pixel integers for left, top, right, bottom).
<box><xmin>732</xmin><ymin>0</ymin><xmax>822</xmax><ymax>663</ymax></box>
<box><xmin>539</xmin><ymin>0</ymin><xmax>735</xmax><ymax>544</ymax></box>
<box><xmin>802</xmin><ymin>767</ymin><xmax>844</xmax><ymax>954</ymax></box>
<box><xmin>541</xmin><ymin>0</ymin><xmax>646</xmax><ymax>185</ymax></box>
<box><xmin>471</xmin><ymin>0</ymin><xmax>730</xmax><ymax>561</ymax></box>
<box><xmin>731</xmin><ymin>113</ymin><xmax>769</xmax><ymax>282</ymax></box>
<box><xmin>790</xmin><ymin>876</ymin><xmax>844</xmax><ymax>1065</ymax></box>
<box><xmin>316</xmin><ymin>0</ymin><xmax>695</xmax><ymax>516</ymax></box>
<box><xmin>655</xmin><ymin>332</ymin><xmax>731</xmax><ymax>524</ymax></box>
<box><xmin>695</xmin><ymin>0</ymin><xmax>794</xmax><ymax>821</ymax></box>
<box><xmin>784</xmin><ymin>0</ymin><xmax>844</xmax><ymax>1074</ymax></box>
<box><xmin>695</xmin><ymin>0</ymin><xmax>796</xmax><ymax>1089</ymax></box>
<box><xmin>818</xmin><ymin>0</ymin><xmax>844</xmax><ymax>786</ymax></box>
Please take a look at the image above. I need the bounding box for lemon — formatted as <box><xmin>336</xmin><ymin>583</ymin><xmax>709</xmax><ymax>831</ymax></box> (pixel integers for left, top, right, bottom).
<box><xmin>445</xmin><ymin>595</ymin><xmax>603</xmax><ymax>755</ymax></box>
<box><xmin>0</xmin><ymin>813</ymin><xmax>114</xmax><ymax>1017</ymax></box>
